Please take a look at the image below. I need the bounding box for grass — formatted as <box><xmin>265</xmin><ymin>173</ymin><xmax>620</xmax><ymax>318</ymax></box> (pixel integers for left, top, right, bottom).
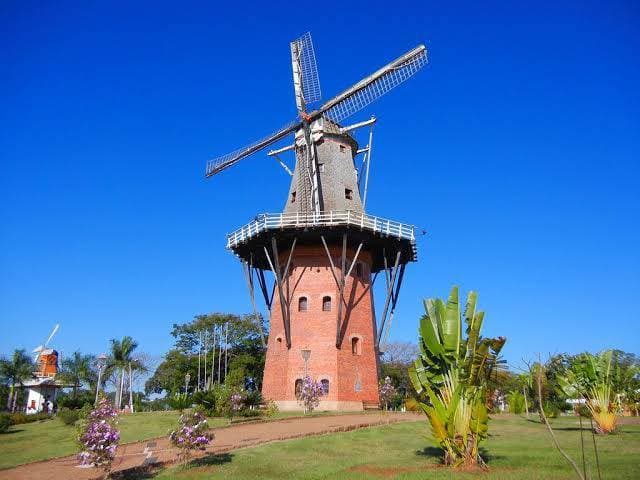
<box><xmin>154</xmin><ymin>415</ymin><xmax>640</xmax><ymax>480</ymax></box>
<box><xmin>0</xmin><ymin>409</ymin><xmax>365</xmax><ymax>470</ymax></box>
<box><xmin>0</xmin><ymin>411</ymin><xmax>229</xmax><ymax>469</ymax></box>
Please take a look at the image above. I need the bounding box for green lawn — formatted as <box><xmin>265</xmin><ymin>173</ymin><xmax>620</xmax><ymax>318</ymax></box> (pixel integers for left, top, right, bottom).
<box><xmin>155</xmin><ymin>415</ymin><xmax>640</xmax><ymax>480</ymax></box>
<box><xmin>0</xmin><ymin>411</ymin><xmax>229</xmax><ymax>469</ymax></box>
<box><xmin>0</xmin><ymin>410</ymin><xmax>365</xmax><ymax>470</ymax></box>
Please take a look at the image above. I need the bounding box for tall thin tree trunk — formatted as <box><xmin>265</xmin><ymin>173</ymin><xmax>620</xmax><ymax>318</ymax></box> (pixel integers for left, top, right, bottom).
<box><xmin>11</xmin><ymin>388</ymin><xmax>19</xmax><ymax>413</ymax></box>
<box><xmin>523</xmin><ymin>386</ymin><xmax>529</xmax><ymax>417</ymax></box>
<box><xmin>197</xmin><ymin>332</ymin><xmax>202</xmax><ymax>392</ymax></box>
<box><xmin>210</xmin><ymin>325</ymin><xmax>216</xmax><ymax>386</ymax></box>
<box><xmin>224</xmin><ymin>322</ymin><xmax>229</xmax><ymax>379</ymax></box>
<box><xmin>217</xmin><ymin>325</ymin><xmax>222</xmax><ymax>384</ymax></box>
<box><xmin>129</xmin><ymin>363</ymin><xmax>133</xmax><ymax>413</ymax></box>
<box><xmin>7</xmin><ymin>384</ymin><xmax>14</xmax><ymax>411</ymax></box>
<box><xmin>203</xmin><ymin>333</ymin><xmax>207</xmax><ymax>391</ymax></box>
<box><xmin>118</xmin><ymin>368</ymin><xmax>125</xmax><ymax>409</ymax></box>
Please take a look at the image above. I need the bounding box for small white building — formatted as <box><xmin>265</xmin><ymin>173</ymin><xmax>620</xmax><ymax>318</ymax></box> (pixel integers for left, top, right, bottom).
<box><xmin>20</xmin><ymin>348</ymin><xmax>69</xmax><ymax>414</ymax></box>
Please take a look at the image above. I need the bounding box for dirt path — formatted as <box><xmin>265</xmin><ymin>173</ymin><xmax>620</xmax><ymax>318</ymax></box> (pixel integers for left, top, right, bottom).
<box><xmin>0</xmin><ymin>412</ymin><xmax>422</xmax><ymax>480</ymax></box>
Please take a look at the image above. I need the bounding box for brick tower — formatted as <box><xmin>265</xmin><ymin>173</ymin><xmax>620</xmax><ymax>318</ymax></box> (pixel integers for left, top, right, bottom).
<box><xmin>204</xmin><ymin>33</ymin><xmax>427</xmax><ymax>410</ymax></box>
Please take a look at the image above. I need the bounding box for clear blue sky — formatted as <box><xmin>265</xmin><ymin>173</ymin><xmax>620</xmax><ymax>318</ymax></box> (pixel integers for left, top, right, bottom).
<box><xmin>1</xmin><ymin>1</ymin><xmax>638</xmax><ymax>369</ymax></box>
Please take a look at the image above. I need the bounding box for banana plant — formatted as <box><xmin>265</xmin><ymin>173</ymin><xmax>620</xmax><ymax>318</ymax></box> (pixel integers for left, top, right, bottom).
<box><xmin>558</xmin><ymin>350</ymin><xmax>620</xmax><ymax>434</ymax></box>
<box><xmin>408</xmin><ymin>286</ymin><xmax>505</xmax><ymax>467</ymax></box>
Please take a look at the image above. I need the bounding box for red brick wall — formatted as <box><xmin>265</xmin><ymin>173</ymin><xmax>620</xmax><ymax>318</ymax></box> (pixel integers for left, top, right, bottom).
<box><xmin>262</xmin><ymin>244</ymin><xmax>380</xmax><ymax>408</ymax></box>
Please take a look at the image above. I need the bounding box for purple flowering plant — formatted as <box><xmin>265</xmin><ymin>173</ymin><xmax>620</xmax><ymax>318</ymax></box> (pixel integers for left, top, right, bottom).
<box><xmin>169</xmin><ymin>407</ymin><xmax>214</xmax><ymax>463</ymax></box>
<box><xmin>299</xmin><ymin>376</ymin><xmax>324</xmax><ymax>414</ymax></box>
<box><xmin>77</xmin><ymin>398</ymin><xmax>120</xmax><ymax>474</ymax></box>
<box><xmin>379</xmin><ymin>376</ymin><xmax>397</xmax><ymax>411</ymax></box>
<box><xmin>229</xmin><ymin>391</ymin><xmax>245</xmax><ymax>422</ymax></box>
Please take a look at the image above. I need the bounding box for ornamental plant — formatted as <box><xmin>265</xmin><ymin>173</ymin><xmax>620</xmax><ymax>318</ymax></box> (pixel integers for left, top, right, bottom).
<box><xmin>299</xmin><ymin>376</ymin><xmax>323</xmax><ymax>414</ymax></box>
<box><xmin>379</xmin><ymin>377</ymin><xmax>396</xmax><ymax>411</ymax></box>
<box><xmin>169</xmin><ymin>407</ymin><xmax>214</xmax><ymax>463</ymax></box>
<box><xmin>558</xmin><ymin>350</ymin><xmax>621</xmax><ymax>434</ymax></box>
<box><xmin>230</xmin><ymin>391</ymin><xmax>245</xmax><ymax>422</ymax></box>
<box><xmin>408</xmin><ymin>286</ymin><xmax>506</xmax><ymax>468</ymax></box>
<box><xmin>77</xmin><ymin>398</ymin><xmax>120</xmax><ymax>476</ymax></box>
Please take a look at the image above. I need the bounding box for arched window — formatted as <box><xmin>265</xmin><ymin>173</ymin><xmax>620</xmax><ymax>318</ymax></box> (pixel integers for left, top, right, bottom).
<box><xmin>322</xmin><ymin>296</ymin><xmax>332</xmax><ymax>311</ymax></box>
<box><xmin>321</xmin><ymin>379</ymin><xmax>330</xmax><ymax>396</ymax></box>
<box><xmin>295</xmin><ymin>379</ymin><xmax>303</xmax><ymax>399</ymax></box>
<box><xmin>351</xmin><ymin>337</ymin><xmax>361</xmax><ymax>355</ymax></box>
<box><xmin>298</xmin><ymin>296</ymin><xmax>308</xmax><ymax>311</ymax></box>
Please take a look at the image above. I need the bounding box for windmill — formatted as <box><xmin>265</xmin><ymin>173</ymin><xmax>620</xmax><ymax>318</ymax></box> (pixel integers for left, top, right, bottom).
<box><xmin>32</xmin><ymin>323</ymin><xmax>59</xmax><ymax>370</ymax></box>
<box><xmin>205</xmin><ymin>32</ymin><xmax>428</xmax><ymax>410</ymax></box>
<box><xmin>21</xmin><ymin>323</ymin><xmax>68</xmax><ymax>415</ymax></box>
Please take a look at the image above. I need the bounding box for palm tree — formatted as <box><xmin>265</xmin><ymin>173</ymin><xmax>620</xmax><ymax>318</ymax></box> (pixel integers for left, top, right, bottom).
<box><xmin>59</xmin><ymin>351</ymin><xmax>96</xmax><ymax>398</ymax></box>
<box><xmin>0</xmin><ymin>349</ymin><xmax>34</xmax><ymax>412</ymax></box>
<box><xmin>108</xmin><ymin>336</ymin><xmax>138</xmax><ymax>409</ymax></box>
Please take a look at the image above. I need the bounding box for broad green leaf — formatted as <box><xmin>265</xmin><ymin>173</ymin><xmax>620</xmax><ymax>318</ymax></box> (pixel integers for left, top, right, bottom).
<box><xmin>442</xmin><ymin>286</ymin><xmax>461</xmax><ymax>357</ymax></box>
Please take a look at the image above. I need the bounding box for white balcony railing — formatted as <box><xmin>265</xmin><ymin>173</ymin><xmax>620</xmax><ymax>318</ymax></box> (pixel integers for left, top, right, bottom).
<box><xmin>226</xmin><ymin>211</ymin><xmax>415</xmax><ymax>249</ymax></box>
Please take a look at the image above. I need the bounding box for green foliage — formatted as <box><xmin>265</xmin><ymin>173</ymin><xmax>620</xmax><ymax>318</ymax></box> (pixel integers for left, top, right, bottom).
<box><xmin>57</xmin><ymin>407</ymin><xmax>81</xmax><ymax>426</ymax></box>
<box><xmin>57</xmin><ymin>389</ymin><xmax>94</xmax><ymax>409</ymax></box>
<box><xmin>58</xmin><ymin>351</ymin><xmax>97</xmax><ymax>397</ymax></box>
<box><xmin>0</xmin><ymin>349</ymin><xmax>34</xmax><ymax>411</ymax></box>
<box><xmin>212</xmin><ymin>383</ymin><xmax>232</xmax><ymax>417</ymax></box>
<box><xmin>168</xmin><ymin>392</ymin><xmax>192</xmax><ymax>411</ymax></box>
<box><xmin>507</xmin><ymin>390</ymin><xmax>525</xmax><ymax>414</ymax></box>
<box><xmin>558</xmin><ymin>350</ymin><xmax>624</xmax><ymax>433</ymax></box>
<box><xmin>192</xmin><ymin>389</ymin><xmax>217</xmax><ymax>415</ymax></box>
<box><xmin>8</xmin><ymin>412</ymin><xmax>51</xmax><ymax>425</ymax></box>
<box><xmin>0</xmin><ymin>413</ymin><xmax>11</xmax><ymax>433</ymax></box>
<box><xmin>264</xmin><ymin>400</ymin><xmax>279</xmax><ymax>418</ymax></box>
<box><xmin>408</xmin><ymin>286</ymin><xmax>506</xmax><ymax>467</ymax></box>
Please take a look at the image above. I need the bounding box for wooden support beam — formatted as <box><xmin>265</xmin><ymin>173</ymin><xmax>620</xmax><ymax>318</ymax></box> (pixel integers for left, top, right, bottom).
<box><xmin>336</xmin><ymin>233</ymin><xmax>347</xmax><ymax>348</ymax></box>
<box><xmin>241</xmin><ymin>260</ymin><xmax>266</xmax><ymax>348</ymax></box>
<box><xmin>269</xmin><ymin>238</ymin><xmax>292</xmax><ymax>348</ymax></box>
<box><xmin>256</xmin><ymin>268</ymin><xmax>271</xmax><ymax>310</ymax></box>
<box><xmin>376</xmin><ymin>250</ymin><xmax>402</xmax><ymax>348</ymax></box>
<box><xmin>380</xmin><ymin>263</ymin><xmax>406</xmax><ymax>351</ymax></box>
<box><xmin>320</xmin><ymin>235</ymin><xmax>341</xmax><ymax>288</ymax></box>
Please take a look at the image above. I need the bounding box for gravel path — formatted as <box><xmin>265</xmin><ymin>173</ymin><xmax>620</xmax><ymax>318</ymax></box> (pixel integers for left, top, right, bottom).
<box><xmin>0</xmin><ymin>412</ymin><xmax>422</xmax><ymax>480</ymax></box>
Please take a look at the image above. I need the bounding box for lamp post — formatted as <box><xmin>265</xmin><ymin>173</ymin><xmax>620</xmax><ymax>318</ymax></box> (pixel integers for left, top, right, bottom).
<box><xmin>185</xmin><ymin>373</ymin><xmax>191</xmax><ymax>394</ymax></box>
<box><xmin>95</xmin><ymin>353</ymin><xmax>107</xmax><ymax>406</ymax></box>
<box><xmin>301</xmin><ymin>349</ymin><xmax>311</xmax><ymax>377</ymax></box>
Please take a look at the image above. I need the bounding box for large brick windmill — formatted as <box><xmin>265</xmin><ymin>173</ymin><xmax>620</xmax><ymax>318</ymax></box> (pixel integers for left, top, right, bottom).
<box><xmin>206</xmin><ymin>33</ymin><xmax>427</xmax><ymax>410</ymax></box>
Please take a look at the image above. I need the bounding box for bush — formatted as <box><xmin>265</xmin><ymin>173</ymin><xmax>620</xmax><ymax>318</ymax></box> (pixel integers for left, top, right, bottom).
<box><xmin>507</xmin><ymin>390</ymin><xmax>526</xmax><ymax>414</ymax></box>
<box><xmin>212</xmin><ymin>384</ymin><xmax>232</xmax><ymax>417</ymax></box>
<box><xmin>169</xmin><ymin>406</ymin><xmax>214</xmax><ymax>463</ymax></box>
<box><xmin>264</xmin><ymin>400</ymin><xmax>279</xmax><ymax>418</ymax></box>
<box><xmin>58</xmin><ymin>407</ymin><xmax>81</xmax><ymax>426</ymax></box>
<box><xmin>0</xmin><ymin>413</ymin><xmax>11</xmax><ymax>433</ymax></box>
<box><xmin>239</xmin><ymin>408</ymin><xmax>262</xmax><ymax>418</ymax></box>
<box><xmin>192</xmin><ymin>390</ymin><xmax>216</xmax><ymax>415</ymax></box>
<box><xmin>168</xmin><ymin>393</ymin><xmax>192</xmax><ymax>411</ymax></box>
<box><xmin>244</xmin><ymin>390</ymin><xmax>263</xmax><ymax>408</ymax></box>
<box><xmin>9</xmin><ymin>412</ymin><xmax>50</xmax><ymax>425</ymax></box>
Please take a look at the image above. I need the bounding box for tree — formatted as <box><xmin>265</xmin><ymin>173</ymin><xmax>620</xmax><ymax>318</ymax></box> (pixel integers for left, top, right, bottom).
<box><xmin>59</xmin><ymin>351</ymin><xmax>96</xmax><ymax>398</ymax></box>
<box><xmin>408</xmin><ymin>286</ymin><xmax>506</xmax><ymax>467</ymax></box>
<box><xmin>0</xmin><ymin>349</ymin><xmax>33</xmax><ymax>412</ymax></box>
<box><xmin>145</xmin><ymin>349</ymin><xmax>197</xmax><ymax>395</ymax></box>
<box><xmin>107</xmin><ymin>336</ymin><xmax>139</xmax><ymax>409</ymax></box>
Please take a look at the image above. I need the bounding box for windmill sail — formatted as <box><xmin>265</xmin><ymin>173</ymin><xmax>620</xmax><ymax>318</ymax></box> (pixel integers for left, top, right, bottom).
<box><xmin>291</xmin><ymin>32</ymin><xmax>322</xmax><ymax>113</ymax></box>
<box><xmin>321</xmin><ymin>45</ymin><xmax>428</xmax><ymax>123</ymax></box>
<box><xmin>205</xmin><ymin>120</ymin><xmax>301</xmax><ymax>177</ymax></box>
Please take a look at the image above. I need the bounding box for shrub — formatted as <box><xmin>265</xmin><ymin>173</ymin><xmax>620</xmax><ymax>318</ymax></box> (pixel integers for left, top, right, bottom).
<box><xmin>77</xmin><ymin>399</ymin><xmax>119</xmax><ymax>474</ymax></box>
<box><xmin>168</xmin><ymin>392</ymin><xmax>192</xmax><ymax>411</ymax></box>
<box><xmin>507</xmin><ymin>390</ymin><xmax>526</xmax><ymax>414</ymax></box>
<box><xmin>379</xmin><ymin>377</ymin><xmax>397</xmax><ymax>411</ymax></box>
<box><xmin>58</xmin><ymin>408</ymin><xmax>80</xmax><ymax>426</ymax></box>
<box><xmin>240</xmin><ymin>408</ymin><xmax>262</xmax><ymax>418</ymax></box>
<box><xmin>299</xmin><ymin>376</ymin><xmax>323</xmax><ymax>414</ymax></box>
<box><xmin>244</xmin><ymin>390</ymin><xmax>263</xmax><ymax>408</ymax></box>
<box><xmin>9</xmin><ymin>412</ymin><xmax>50</xmax><ymax>425</ymax></box>
<box><xmin>265</xmin><ymin>400</ymin><xmax>279</xmax><ymax>418</ymax></box>
<box><xmin>0</xmin><ymin>413</ymin><xmax>11</xmax><ymax>433</ymax></box>
<box><xmin>192</xmin><ymin>390</ymin><xmax>216</xmax><ymax>415</ymax></box>
<box><xmin>169</xmin><ymin>407</ymin><xmax>214</xmax><ymax>463</ymax></box>
<box><xmin>212</xmin><ymin>383</ymin><xmax>232</xmax><ymax>417</ymax></box>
